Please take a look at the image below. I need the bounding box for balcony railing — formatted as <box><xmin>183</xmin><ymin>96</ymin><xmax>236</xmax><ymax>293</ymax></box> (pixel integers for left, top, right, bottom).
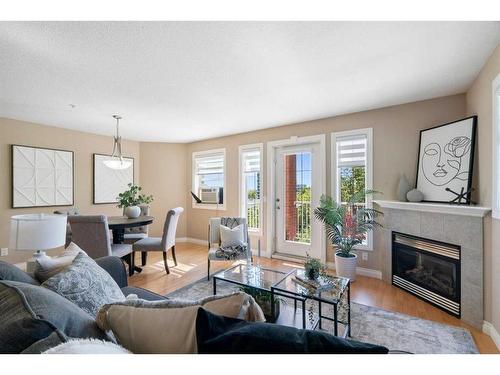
<box><xmin>247</xmin><ymin>201</ymin><xmax>260</xmax><ymax>229</ymax></box>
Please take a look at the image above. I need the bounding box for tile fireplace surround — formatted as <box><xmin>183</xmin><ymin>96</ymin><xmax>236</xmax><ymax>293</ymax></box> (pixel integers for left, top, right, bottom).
<box><xmin>373</xmin><ymin>200</ymin><xmax>491</xmax><ymax>329</ymax></box>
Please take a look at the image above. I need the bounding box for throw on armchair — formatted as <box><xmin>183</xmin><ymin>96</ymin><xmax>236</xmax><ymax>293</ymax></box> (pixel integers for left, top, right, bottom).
<box><xmin>207</xmin><ymin>217</ymin><xmax>252</xmax><ymax>280</ymax></box>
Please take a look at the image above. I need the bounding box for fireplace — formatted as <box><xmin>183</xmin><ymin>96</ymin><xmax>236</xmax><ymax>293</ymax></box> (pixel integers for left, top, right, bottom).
<box><xmin>392</xmin><ymin>232</ymin><xmax>461</xmax><ymax>317</ymax></box>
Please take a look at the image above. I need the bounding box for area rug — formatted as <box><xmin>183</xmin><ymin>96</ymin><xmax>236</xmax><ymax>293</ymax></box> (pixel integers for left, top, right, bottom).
<box><xmin>167</xmin><ymin>278</ymin><xmax>478</xmax><ymax>354</ymax></box>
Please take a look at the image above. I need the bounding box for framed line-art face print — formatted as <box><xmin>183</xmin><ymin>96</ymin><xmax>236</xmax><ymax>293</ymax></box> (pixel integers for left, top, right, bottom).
<box><xmin>416</xmin><ymin>116</ymin><xmax>477</xmax><ymax>204</ymax></box>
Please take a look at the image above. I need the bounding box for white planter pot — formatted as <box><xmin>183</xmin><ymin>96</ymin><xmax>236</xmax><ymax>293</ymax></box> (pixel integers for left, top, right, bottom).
<box><xmin>334</xmin><ymin>253</ymin><xmax>358</xmax><ymax>281</ymax></box>
<box><xmin>124</xmin><ymin>206</ymin><xmax>141</xmax><ymax>219</ymax></box>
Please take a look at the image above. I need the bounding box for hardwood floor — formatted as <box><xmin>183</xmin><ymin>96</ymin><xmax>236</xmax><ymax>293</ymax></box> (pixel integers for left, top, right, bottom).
<box><xmin>128</xmin><ymin>242</ymin><xmax>499</xmax><ymax>354</ymax></box>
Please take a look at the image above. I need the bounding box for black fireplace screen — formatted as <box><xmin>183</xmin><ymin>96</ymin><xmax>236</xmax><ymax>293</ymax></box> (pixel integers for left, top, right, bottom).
<box><xmin>392</xmin><ymin>232</ymin><xmax>460</xmax><ymax>316</ymax></box>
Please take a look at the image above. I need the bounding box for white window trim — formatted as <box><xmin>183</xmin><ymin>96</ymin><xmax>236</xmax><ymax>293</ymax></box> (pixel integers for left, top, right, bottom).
<box><xmin>492</xmin><ymin>73</ymin><xmax>500</xmax><ymax>220</ymax></box>
<box><xmin>239</xmin><ymin>143</ymin><xmax>264</xmax><ymax>235</ymax></box>
<box><xmin>192</xmin><ymin>148</ymin><xmax>227</xmax><ymax>210</ymax></box>
<box><xmin>331</xmin><ymin>128</ymin><xmax>374</xmax><ymax>251</ymax></box>
<box><xmin>266</xmin><ymin>134</ymin><xmax>327</xmax><ymax>261</ymax></box>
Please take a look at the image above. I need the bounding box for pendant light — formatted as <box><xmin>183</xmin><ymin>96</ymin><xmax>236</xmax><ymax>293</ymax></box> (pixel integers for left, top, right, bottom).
<box><xmin>103</xmin><ymin>115</ymin><xmax>132</xmax><ymax>170</ymax></box>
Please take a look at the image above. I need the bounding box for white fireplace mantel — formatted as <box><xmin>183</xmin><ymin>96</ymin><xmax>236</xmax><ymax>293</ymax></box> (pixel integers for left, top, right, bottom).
<box><xmin>373</xmin><ymin>200</ymin><xmax>491</xmax><ymax>218</ymax></box>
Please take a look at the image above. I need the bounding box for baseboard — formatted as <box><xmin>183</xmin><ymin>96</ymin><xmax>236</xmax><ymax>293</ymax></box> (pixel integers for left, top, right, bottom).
<box><xmin>177</xmin><ymin>237</ymin><xmax>208</xmax><ymax>246</ymax></box>
<box><xmin>482</xmin><ymin>320</ymin><xmax>500</xmax><ymax>350</ymax></box>
<box><xmin>326</xmin><ymin>262</ymin><xmax>382</xmax><ymax>280</ymax></box>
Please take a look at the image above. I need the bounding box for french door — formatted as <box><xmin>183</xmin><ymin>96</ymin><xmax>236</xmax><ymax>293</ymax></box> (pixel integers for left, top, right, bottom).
<box><xmin>274</xmin><ymin>143</ymin><xmax>322</xmax><ymax>259</ymax></box>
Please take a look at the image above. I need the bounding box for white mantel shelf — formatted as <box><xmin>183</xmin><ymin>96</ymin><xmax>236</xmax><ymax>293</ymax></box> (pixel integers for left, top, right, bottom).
<box><xmin>373</xmin><ymin>200</ymin><xmax>491</xmax><ymax>218</ymax></box>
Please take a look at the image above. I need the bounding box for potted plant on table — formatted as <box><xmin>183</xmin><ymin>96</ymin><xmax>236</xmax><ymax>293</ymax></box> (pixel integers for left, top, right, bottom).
<box><xmin>117</xmin><ymin>183</ymin><xmax>154</xmax><ymax>218</ymax></box>
<box><xmin>313</xmin><ymin>190</ymin><xmax>381</xmax><ymax>281</ymax></box>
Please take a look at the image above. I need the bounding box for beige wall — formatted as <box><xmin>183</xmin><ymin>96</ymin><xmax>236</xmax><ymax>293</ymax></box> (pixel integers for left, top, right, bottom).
<box><xmin>139</xmin><ymin>142</ymin><xmax>188</xmax><ymax>238</ymax></box>
<box><xmin>0</xmin><ymin>117</ymin><xmax>141</xmax><ymax>264</ymax></box>
<box><xmin>185</xmin><ymin>94</ymin><xmax>466</xmax><ymax>270</ymax></box>
<box><xmin>466</xmin><ymin>45</ymin><xmax>500</xmax><ymax>328</ymax></box>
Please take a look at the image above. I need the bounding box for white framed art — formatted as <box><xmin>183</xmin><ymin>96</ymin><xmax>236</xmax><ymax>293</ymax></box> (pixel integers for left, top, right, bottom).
<box><xmin>93</xmin><ymin>153</ymin><xmax>134</xmax><ymax>204</ymax></box>
<box><xmin>12</xmin><ymin>145</ymin><xmax>74</xmax><ymax>208</ymax></box>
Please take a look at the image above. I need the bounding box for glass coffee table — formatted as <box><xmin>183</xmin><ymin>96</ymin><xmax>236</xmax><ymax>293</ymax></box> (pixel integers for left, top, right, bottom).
<box><xmin>212</xmin><ymin>264</ymin><xmax>351</xmax><ymax>337</ymax></box>
<box><xmin>272</xmin><ymin>269</ymin><xmax>351</xmax><ymax>337</ymax></box>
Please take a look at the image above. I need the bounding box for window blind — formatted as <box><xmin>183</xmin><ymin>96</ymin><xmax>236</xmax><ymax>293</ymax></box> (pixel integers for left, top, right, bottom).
<box><xmin>195</xmin><ymin>153</ymin><xmax>224</xmax><ymax>175</ymax></box>
<box><xmin>337</xmin><ymin>135</ymin><xmax>367</xmax><ymax>168</ymax></box>
<box><xmin>242</xmin><ymin>149</ymin><xmax>260</xmax><ymax>173</ymax></box>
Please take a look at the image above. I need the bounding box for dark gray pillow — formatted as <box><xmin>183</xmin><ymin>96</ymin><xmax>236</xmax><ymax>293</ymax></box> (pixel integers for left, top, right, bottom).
<box><xmin>42</xmin><ymin>252</ymin><xmax>125</xmax><ymax>317</ymax></box>
<box><xmin>0</xmin><ymin>260</ymin><xmax>39</xmax><ymax>285</ymax></box>
<box><xmin>0</xmin><ymin>281</ymin><xmax>109</xmax><ymax>353</ymax></box>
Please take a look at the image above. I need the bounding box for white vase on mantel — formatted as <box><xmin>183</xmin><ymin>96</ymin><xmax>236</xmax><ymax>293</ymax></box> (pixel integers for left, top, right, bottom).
<box><xmin>335</xmin><ymin>252</ymin><xmax>358</xmax><ymax>282</ymax></box>
<box><xmin>124</xmin><ymin>206</ymin><xmax>141</xmax><ymax>219</ymax></box>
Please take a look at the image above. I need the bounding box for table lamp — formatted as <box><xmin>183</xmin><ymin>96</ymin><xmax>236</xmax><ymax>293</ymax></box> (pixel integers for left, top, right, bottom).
<box><xmin>9</xmin><ymin>213</ymin><xmax>67</xmax><ymax>273</ymax></box>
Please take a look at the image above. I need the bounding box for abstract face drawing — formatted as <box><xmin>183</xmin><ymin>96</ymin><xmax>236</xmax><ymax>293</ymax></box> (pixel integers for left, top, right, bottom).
<box><xmin>421</xmin><ymin>136</ymin><xmax>471</xmax><ymax>186</ymax></box>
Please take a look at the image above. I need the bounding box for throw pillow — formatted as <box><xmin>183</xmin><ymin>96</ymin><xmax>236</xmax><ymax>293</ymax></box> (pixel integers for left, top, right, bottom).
<box><xmin>0</xmin><ymin>280</ymin><xmax>109</xmax><ymax>354</ymax></box>
<box><xmin>43</xmin><ymin>339</ymin><xmax>130</xmax><ymax>354</ymax></box>
<box><xmin>0</xmin><ymin>260</ymin><xmax>39</xmax><ymax>285</ymax></box>
<box><xmin>220</xmin><ymin>224</ymin><xmax>245</xmax><ymax>247</ymax></box>
<box><xmin>34</xmin><ymin>242</ymin><xmax>87</xmax><ymax>282</ymax></box>
<box><xmin>95</xmin><ymin>292</ymin><xmax>265</xmax><ymax>354</ymax></box>
<box><xmin>42</xmin><ymin>252</ymin><xmax>125</xmax><ymax>317</ymax></box>
<box><xmin>195</xmin><ymin>308</ymin><xmax>389</xmax><ymax>354</ymax></box>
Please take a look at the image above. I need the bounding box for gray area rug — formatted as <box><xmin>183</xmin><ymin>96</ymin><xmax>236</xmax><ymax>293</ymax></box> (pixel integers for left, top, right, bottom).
<box><xmin>167</xmin><ymin>278</ymin><xmax>478</xmax><ymax>354</ymax></box>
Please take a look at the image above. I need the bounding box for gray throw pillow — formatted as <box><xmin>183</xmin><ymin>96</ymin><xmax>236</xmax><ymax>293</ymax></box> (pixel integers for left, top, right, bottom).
<box><xmin>0</xmin><ymin>260</ymin><xmax>39</xmax><ymax>285</ymax></box>
<box><xmin>0</xmin><ymin>281</ymin><xmax>109</xmax><ymax>353</ymax></box>
<box><xmin>42</xmin><ymin>252</ymin><xmax>125</xmax><ymax>317</ymax></box>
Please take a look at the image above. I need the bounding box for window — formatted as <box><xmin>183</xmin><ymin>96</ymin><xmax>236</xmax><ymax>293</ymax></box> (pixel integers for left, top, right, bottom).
<box><xmin>192</xmin><ymin>149</ymin><xmax>226</xmax><ymax>210</ymax></box>
<box><xmin>239</xmin><ymin>144</ymin><xmax>263</xmax><ymax>232</ymax></box>
<box><xmin>493</xmin><ymin>74</ymin><xmax>500</xmax><ymax>219</ymax></box>
<box><xmin>331</xmin><ymin>128</ymin><xmax>373</xmax><ymax>250</ymax></box>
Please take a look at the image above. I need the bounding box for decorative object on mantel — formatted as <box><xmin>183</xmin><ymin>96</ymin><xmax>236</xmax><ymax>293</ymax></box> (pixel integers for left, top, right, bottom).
<box><xmin>314</xmin><ymin>190</ymin><xmax>382</xmax><ymax>281</ymax></box>
<box><xmin>9</xmin><ymin>213</ymin><xmax>67</xmax><ymax>273</ymax></box>
<box><xmin>102</xmin><ymin>115</ymin><xmax>132</xmax><ymax>170</ymax></box>
<box><xmin>415</xmin><ymin>116</ymin><xmax>477</xmax><ymax>204</ymax></box>
<box><xmin>11</xmin><ymin>145</ymin><xmax>74</xmax><ymax>208</ymax></box>
<box><xmin>117</xmin><ymin>183</ymin><xmax>154</xmax><ymax>218</ymax></box>
<box><xmin>406</xmin><ymin>188</ymin><xmax>424</xmax><ymax>202</ymax></box>
<box><xmin>396</xmin><ymin>174</ymin><xmax>411</xmax><ymax>201</ymax></box>
<box><xmin>93</xmin><ymin>153</ymin><xmax>134</xmax><ymax>204</ymax></box>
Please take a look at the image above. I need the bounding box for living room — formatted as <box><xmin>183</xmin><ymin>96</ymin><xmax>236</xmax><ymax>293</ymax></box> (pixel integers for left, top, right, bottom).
<box><xmin>1</xmin><ymin>1</ymin><xmax>500</xmax><ymax>371</ymax></box>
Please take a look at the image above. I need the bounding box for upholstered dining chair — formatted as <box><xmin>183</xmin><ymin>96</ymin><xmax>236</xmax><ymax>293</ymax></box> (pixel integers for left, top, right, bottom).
<box><xmin>123</xmin><ymin>205</ymin><xmax>150</xmax><ymax>266</ymax></box>
<box><xmin>54</xmin><ymin>207</ymin><xmax>80</xmax><ymax>248</ymax></box>
<box><xmin>68</xmin><ymin>215</ymin><xmax>134</xmax><ymax>272</ymax></box>
<box><xmin>132</xmin><ymin>207</ymin><xmax>184</xmax><ymax>274</ymax></box>
<box><xmin>207</xmin><ymin>217</ymin><xmax>252</xmax><ymax>280</ymax></box>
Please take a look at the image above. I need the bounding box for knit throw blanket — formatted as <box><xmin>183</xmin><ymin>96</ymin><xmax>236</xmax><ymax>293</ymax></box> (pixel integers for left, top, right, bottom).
<box><xmin>215</xmin><ymin>217</ymin><xmax>248</xmax><ymax>260</ymax></box>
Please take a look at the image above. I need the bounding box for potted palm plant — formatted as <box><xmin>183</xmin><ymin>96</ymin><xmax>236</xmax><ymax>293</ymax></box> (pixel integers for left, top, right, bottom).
<box><xmin>313</xmin><ymin>190</ymin><xmax>381</xmax><ymax>281</ymax></box>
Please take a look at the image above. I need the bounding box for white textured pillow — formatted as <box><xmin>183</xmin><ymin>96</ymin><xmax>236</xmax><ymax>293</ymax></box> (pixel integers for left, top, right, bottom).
<box><xmin>43</xmin><ymin>339</ymin><xmax>131</xmax><ymax>354</ymax></box>
<box><xmin>220</xmin><ymin>224</ymin><xmax>245</xmax><ymax>247</ymax></box>
<box><xmin>34</xmin><ymin>242</ymin><xmax>87</xmax><ymax>282</ymax></box>
<box><xmin>96</xmin><ymin>292</ymin><xmax>265</xmax><ymax>354</ymax></box>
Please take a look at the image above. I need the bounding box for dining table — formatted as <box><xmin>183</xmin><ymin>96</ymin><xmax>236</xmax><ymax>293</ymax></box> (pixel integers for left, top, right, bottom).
<box><xmin>107</xmin><ymin>215</ymin><xmax>154</xmax><ymax>275</ymax></box>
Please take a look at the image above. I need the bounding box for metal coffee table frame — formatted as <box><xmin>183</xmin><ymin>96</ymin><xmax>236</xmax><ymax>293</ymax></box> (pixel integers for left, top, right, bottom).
<box><xmin>212</xmin><ymin>264</ymin><xmax>351</xmax><ymax>337</ymax></box>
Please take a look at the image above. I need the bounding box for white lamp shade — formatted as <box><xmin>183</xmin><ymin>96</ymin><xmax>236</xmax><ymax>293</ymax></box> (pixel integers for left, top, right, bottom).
<box><xmin>9</xmin><ymin>214</ymin><xmax>67</xmax><ymax>251</ymax></box>
<box><xmin>103</xmin><ymin>158</ymin><xmax>132</xmax><ymax>170</ymax></box>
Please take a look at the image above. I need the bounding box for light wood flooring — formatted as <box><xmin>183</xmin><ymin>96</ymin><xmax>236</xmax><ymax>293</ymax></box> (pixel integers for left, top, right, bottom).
<box><xmin>128</xmin><ymin>242</ymin><xmax>499</xmax><ymax>354</ymax></box>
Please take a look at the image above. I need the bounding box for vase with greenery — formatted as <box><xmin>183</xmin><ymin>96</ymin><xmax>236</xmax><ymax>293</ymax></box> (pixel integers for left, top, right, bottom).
<box><xmin>313</xmin><ymin>190</ymin><xmax>381</xmax><ymax>281</ymax></box>
<box><xmin>304</xmin><ymin>253</ymin><xmax>325</xmax><ymax>280</ymax></box>
<box><xmin>117</xmin><ymin>183</ymin><xmax>154</xmax><ymax>218</ymax></box>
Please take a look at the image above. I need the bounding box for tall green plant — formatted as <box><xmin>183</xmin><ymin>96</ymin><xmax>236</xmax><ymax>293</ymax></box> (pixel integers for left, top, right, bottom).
<box><xmin>313</xmin><ymin>190</ymin><xmax>382</xmax><ymax>258</ymax></box>
<box><xmin>117</xmin><ymin>183</ymin><xmax>154</xmax><ymax>209</ymax></box>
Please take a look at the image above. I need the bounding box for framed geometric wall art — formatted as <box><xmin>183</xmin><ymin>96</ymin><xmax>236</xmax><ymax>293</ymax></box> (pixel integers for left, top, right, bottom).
<box><xmin>415</xmin><ymin>116</ymin><xmax>477</xmax><ymax>204</ymax></box>
<box><xmin>12</xmin><ymin>145</ymin><xmax>74</xmax><ymax>208</ymax></box>
<box><xmin>93</xmin><ymin>153</ymin><xmax>134</xmax><ymax>204</ymax></box>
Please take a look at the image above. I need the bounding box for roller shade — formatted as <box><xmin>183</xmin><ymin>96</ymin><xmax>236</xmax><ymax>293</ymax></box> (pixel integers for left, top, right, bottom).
<box><xmin>242</xmin><ymin>149</ymin><xmax>260</xmax><ymax>173</ymax></box>
<box><xmin>195</xmin><ymin>153</ymin><xmax>224</xmax><ymax>175</ymax></box>
<box><xmin>337</xmin><ymin>135</ymin><xmax>367</xmax><ymax>168</ymax></box>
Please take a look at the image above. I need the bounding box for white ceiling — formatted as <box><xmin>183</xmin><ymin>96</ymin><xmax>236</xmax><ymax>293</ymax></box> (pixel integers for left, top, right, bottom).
<box><xmin>1</xmin><ymin>22</ymin><xmax>499</xmax><ymax>143</ymax></box>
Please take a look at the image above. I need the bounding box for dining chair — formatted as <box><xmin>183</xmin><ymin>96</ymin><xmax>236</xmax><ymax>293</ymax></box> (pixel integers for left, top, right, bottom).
<box><xmin>68</xmin><ymin>215</ymin><xmax>134</xmax><ymax>274</ymax></box>
<box><xmin>123</xmin><ymin>205</ymin><xmax>150</xmax><ymax>266</ymax></box>
<box><xmin>132</xmin><ymin>207</ymin><xmax>184</xmax><ymax>274</ymax></box>
<box><xmin>207</xmin><ymin>217</ymin><xmax>252</xmax><ymax>280</ymax></box>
